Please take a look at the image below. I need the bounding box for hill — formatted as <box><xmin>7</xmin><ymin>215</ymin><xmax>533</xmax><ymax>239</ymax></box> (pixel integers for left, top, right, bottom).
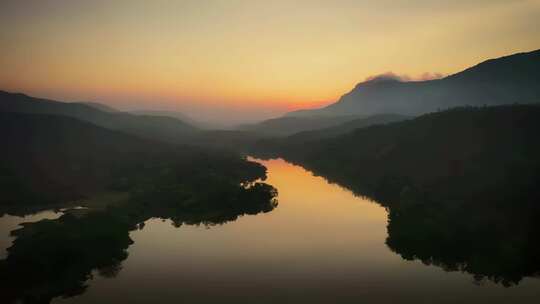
<box><xmin>0</xmin><ymin>112</ymin><xmax>275</xmax><ymax>216</ymax></box>
<box><xmin>0</xmin><ymin>112</ymin><xmax>278</xmax><ymax>303</ymax></box>
<box><xmin>0</xmin><ymin>91</ymin><xmax>199</xmax><ymax>143</ymax></box>
<box><xmin>288</xmin><ymin>49</ymin><xmax>540</xmax><ymax>117</ymax></box>
<box><xmin>253</xmin><ymin>105</ymin><xmax>540</xmax><ymax>205</ymax></box>
<box><xmin>238</xmin><ymin>115</ymin><xmax>363</xmax><ymax>136</ymax></box>
<box><xmin>78</xmin><ymin>102</ymin><xmax>119</xmax><ymax>112</ymax></box>
<box><xmin>130</xmin><ymin>110</ymin><xmax>209</xmax><ymax>128</ymax></box>
<box><xmin>249</xmin><ymin>114</ymin><xmax>410</xmax><ymax>153</ymax></box>
<box><xmin>285</xmin><ymin>114</ymin><xmax>410</xmax><ymax>142</ymax></box>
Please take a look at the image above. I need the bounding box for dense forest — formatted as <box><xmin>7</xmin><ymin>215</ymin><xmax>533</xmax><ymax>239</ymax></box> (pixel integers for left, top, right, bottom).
<box><xmin>0</xmin><ymin>112</ymin><xmax>277</xmax><ymax>215</ymax></box>
<box><xmin>249</xmin><ymin>104</ymin><xmax>540</xmax><ymax>285</ymax></box>
<box><xmin>0</xmin><ymin>112</ymin><xmax>278</xmax><ymax>303</ymax></box>
<box><xmin>252</xmin><ymin>105</ymin><xmax>540</xmax><ymax>206</ymax></box>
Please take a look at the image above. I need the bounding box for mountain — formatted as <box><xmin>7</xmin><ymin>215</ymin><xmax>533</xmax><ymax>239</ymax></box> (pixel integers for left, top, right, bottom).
<box><xmin>78</xmin><ymin>102</ymin><xmax>119</xmax><ymax>112</ymax></box>
<box><xmin>253</xmin><ymin>105</ymin><xmax>540</xmax><ymax>205</ymax></box>
<box><xmin>285</xmin><ymin>114</ymin><xmax>410</xmax><ymax>142</ymax></box>
<box><xmin>0</xmin><ymin>112</ymin><xmax>182</xmax><ymax>207</ymax></box>
<box><xmin>249</xmin><ymin>114</ymin><xmax>410</xmax><ymax>154</ymax></box>
<box><xmin>0</xmin><ymin>112</ymin><xmax>278</xmax><ymax>303</ymax></box>
<box><xmin>255</xmin><ymin>105</ymin><xmax>540</xmax><ymax>287</ymax></box>
<box><xmin>0</xmin><ymin>112</ymin><xmax>274</xmax><ymax>214</ymax></box>
<box><xmin>0</xmin><ymin>91</ymin><xmax>199</xmax><ymax>143</ymax></box>
<box><xmin>288</xmin><ymin>49</ymin><xmax>540</xmax><ymax>117</ymax></box>
<box><xmin>238</xmin><ymin>114</ymin><xmax>364</xmax><ymax>136</ymax></box>
<box><xmin>131</xmin><ymin>110</ymin><xmax>197</xmax><ymax>125</ymax></box>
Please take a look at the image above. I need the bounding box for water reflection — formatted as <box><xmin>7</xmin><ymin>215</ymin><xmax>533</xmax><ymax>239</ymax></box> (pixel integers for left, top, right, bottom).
<box><xmin>0</xmin><ymin>180</ymin><xmax>277</xmax><ymax>304</ymax></box>
<box><xmin>287</xmin><ymin>155</ymin><xmax>540</xmax><ymax>287</ymax></box>
<box><xmin>58</xmin><ymin>158</ymin><xmax>540</xmax><ymax>303</ymax></box>
<box><xmin>385</xmin><ymin>198</ymin><xmax>540</xmax><ymax>286</ymax></box>
<box><xmin>1</xmin><ymin>158</ymin><xmax>540</xmax><ymax>303</ymax></box>
<box><xmin>0</xmin><ymin>210</ymin><xmax>62</xmax><ymax>258</ymax></box>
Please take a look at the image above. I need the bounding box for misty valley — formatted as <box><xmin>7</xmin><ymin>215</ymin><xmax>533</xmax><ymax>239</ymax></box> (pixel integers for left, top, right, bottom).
<box><xmin>1</xmin><ymin>47</ymin><xmax>540</xmax><ymax>303</ymax></box>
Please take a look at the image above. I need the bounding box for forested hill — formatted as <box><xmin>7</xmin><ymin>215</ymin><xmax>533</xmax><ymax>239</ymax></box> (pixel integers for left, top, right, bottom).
<box><xmin>0</xmin><ymin>112</ymin><xmax>274</xmax><ymax>215</ymax></box>
<box><xmin>0</xmin><ymin>90</ymin><xmax>198</xmax><ymax>144</ymax></box>
<box><xmin>252</xmin><ymin>105</ymin><xmax>540</xmax><ymax>205</ymax></box>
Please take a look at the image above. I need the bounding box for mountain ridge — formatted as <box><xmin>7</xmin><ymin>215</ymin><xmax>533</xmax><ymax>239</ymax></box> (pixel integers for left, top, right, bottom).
<box><xmin>0</xmin><ymin>90</ymin><xmax>199</xmax><ymax>144</ymax></box>
<box><xmin>287</xmin><ymin>49</ymin><xmax>540</xmax><ymax>117</ymax></box>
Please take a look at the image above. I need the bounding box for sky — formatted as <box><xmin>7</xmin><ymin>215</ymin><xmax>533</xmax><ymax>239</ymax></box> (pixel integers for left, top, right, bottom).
<box><xmin>1</xmin><ymin>0</ymin><xmax>540</xmax><ymax>125</ymax></box>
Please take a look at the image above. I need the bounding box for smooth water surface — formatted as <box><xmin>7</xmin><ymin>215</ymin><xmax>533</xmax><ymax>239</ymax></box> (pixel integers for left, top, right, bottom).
<box><xmin>2</xmin><ymin>158</ymin><xmax>539</xmax><ymax>303</ymax></box>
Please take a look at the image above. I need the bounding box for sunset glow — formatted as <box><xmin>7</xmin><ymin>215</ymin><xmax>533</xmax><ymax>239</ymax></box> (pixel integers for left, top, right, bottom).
<box><xmin>1</xmin><ymin>0</ymin><xmax>540</xmax><ymax>123</ymax></box>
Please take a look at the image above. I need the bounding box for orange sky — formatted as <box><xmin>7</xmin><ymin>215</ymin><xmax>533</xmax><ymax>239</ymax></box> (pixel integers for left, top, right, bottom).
<box><xmin>1</xmin><ymin>0</ymin><xmax>540</xmax><ymax>125</ymax></box>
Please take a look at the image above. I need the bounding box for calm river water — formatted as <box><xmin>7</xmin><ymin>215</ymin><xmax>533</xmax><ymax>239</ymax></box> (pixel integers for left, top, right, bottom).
<box><xmin>1</xmin><ymin>158</ymin><xmax>539</xmax><ymax>303</ymax></box>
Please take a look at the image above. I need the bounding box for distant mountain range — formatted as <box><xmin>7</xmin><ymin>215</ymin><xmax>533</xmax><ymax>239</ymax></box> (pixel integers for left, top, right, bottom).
<box><xmin>130</xmin><ymin>110</ymin><xmax>222</xmax><ymax>130</ymax></box>
<box><xmin>284</xmin><ymin>114</ymin><xmax>410</xmax><ymax>142</ymax></box>
<box><xmin>3</xmin><ymin>49</ymin><xmax>539</xmax><ymax>140</ymax></box>
<box><xmin>248</xmin><ymin>113</ymin><xmax>410</xmax><ymax>153</ymax></box>
<box><xmin>78</xmin><ymin>101</ymin><xmax>119</xmax><ymax>113</ymax></box>
<box><xmin>0</xmin><ymin>91</ymin><xmax>199</xmax><ymax>143</ymax></box>
<box><xmin>287</xmin><ymin>49</ymin><xmax>540</xmax><ymax>117</ymax></box>
<box><xmin>238</xmin><ymin>115</ymin><xmax>365</xmax><ymax>136</ymax></box>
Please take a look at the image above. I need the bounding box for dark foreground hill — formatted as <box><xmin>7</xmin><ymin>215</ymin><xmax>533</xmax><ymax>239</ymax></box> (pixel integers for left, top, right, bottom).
<box><xmin>0</xmin><ymin>91</ymin><xmax>198</xmax><ymax>143</ymax></box>
<box><xmin>0</xmin><ymin>112</ymin><xmax>278</xmax><ymax>303</ymax></box>
<box><xmin>0</xmin><ymin>112</ymin><xmax>276</xmax><ymax>216</ymax></box>
<box><xmin>251</xmin><ymin>105</ymin><xmax>540</xmax><ymax>286</ymax></box>
<box><xmin>253</xmin><ymin>105</ymin><xmax>540</xmax><ymax>205</ymax></box>
<box><xmin>289</xmin><ymin>49</ymin><xmax>540</xmax><ymax>117</ymax></box>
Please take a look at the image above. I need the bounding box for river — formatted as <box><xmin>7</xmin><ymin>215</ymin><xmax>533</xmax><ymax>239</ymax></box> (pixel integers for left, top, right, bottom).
<box><xmin>1</xmin><ymin>158</ymin><xmax>539</xmax><ymax>303</ymax></box>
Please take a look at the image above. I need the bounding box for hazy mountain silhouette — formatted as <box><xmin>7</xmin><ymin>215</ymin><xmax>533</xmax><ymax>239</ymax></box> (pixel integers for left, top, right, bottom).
<box><xmin>288</xmin><ymin>49</ymin><xmax>540</xmax><ymax>117</ymax></box>
<box><xmin>78</xmin><ymin>101</ymin><xmax>119</xmax><ymax>113</ymax></box>
<box><xmin>285</xmin><ymin>114</ymin><xmax>410</xmax><ymax>142</ymax></box>
<box><xmin>248</xmin><ymin>114</ymin><xmax>410</xmax><ymax>152</ymax></box>
<box><xmin>130</xmin><ymin>110</ymin><xmax>208</xmax><ymax>128</ymax></box>
<box><xmin>238</xmin><ymin>115</ymin><xmax>364</xmax><ymax>136</ymax></box>
<box><xmin>0</xmin><ymin>91</ymin><xmax>199</xmax><ymax>144</ymax></box>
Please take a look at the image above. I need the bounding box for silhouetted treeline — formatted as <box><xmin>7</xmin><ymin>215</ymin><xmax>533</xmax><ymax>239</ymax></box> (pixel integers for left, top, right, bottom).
<box><xmin>385</xmin><ymin>194</ymin><xmax>540</xmax><ymax>287</ymax></box>
<box><xmin>251</xmin><ymin>104</ymin><xmax>540</xmax><ymax>285</ymax></box>
<box><xmin>0</xmin><ymin>113</ymin><xmax>277</xmax><ymax>215</ymax></box>
<box><xmin>0</xmin><ymin>112</ymin><xmax>278</xmax><ymax>303</ymax></box>
<box><xmin>253</xmin><ymin>105</ymin><xmax>540</xmax><ymax>205</ymax></box>
<box><xmin>0</xmin><ymin>177</ymin><xmax>277</xmax><ymax>304</ymax></box>
<box><xmin>0</xmin><ymin>90</ymin><xmax>198</xmax><ymax>144</ymax></box>
<box><xmin>0</xmin><ymin>90</ymin><xmax>271</xmax><ymax>153</ymax></box>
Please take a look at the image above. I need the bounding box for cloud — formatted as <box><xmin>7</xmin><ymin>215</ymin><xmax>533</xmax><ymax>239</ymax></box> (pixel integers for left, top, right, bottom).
<box><xmin>365</xmin><ymin>71</ymin><xmax>444</xmax><ymax>82</ymax></box>
<box><xmin>365</xmin><ymin>72</ymin><xmax>406</xmax><ymax>82</ymax></box>
<box><xmin>416</xmin><ymin>72</ymin><xmax>445</xmax><ymax>81</ymax></box>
